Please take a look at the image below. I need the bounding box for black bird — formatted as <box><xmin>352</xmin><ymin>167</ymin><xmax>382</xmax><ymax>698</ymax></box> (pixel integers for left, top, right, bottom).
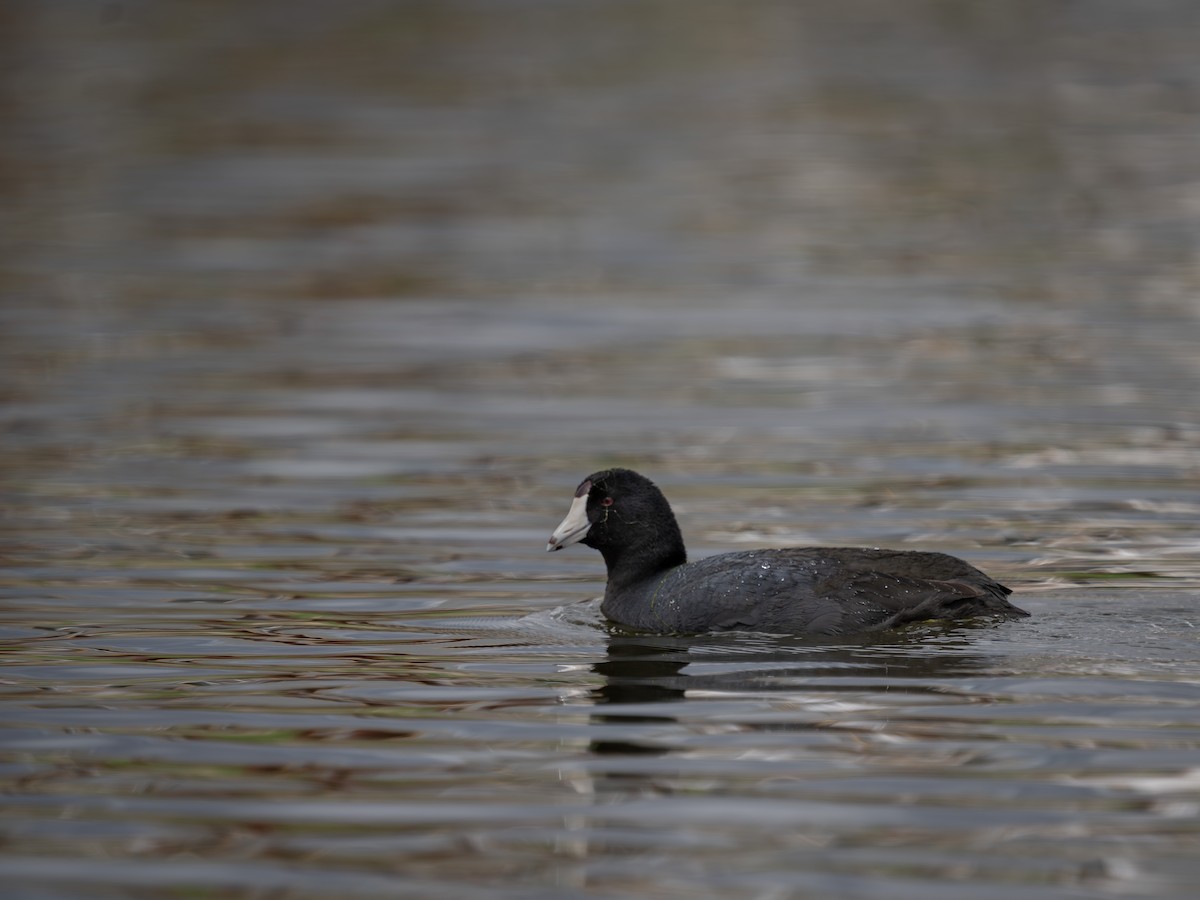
<box><xmin>547</xmin><ymin>468</ymin><xmax>1028</xmax><ymax>635</ymax></box>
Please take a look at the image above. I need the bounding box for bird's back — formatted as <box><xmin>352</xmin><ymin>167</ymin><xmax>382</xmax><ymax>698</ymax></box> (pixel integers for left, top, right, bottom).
<box><xmin>601</xmin><ymin>546</ymin><xmax>1024</xmax><ymax>635</ymax></box>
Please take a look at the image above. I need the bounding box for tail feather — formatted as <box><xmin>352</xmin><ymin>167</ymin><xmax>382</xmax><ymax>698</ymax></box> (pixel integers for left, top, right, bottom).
<box><xmin>872</xmin><ymin>578</ymin><xmax>1028</xmax><ymax>630</ymax></box>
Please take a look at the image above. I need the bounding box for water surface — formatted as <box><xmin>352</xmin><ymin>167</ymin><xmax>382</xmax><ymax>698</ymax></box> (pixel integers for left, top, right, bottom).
<box><xmin>3</xmin><ymin>2</ymin><xmax>1200</xmax><ymax>897</ymax></box>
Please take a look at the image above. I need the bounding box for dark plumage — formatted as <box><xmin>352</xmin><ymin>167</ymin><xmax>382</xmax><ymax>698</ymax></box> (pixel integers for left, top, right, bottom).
<box><xmin>547</xmin><ymin>468</ymin><xmax>1028</xmax><ymax>635</ymax></box>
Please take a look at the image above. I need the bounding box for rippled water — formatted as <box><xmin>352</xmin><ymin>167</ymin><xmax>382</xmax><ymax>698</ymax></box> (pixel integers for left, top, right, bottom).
<box><xmin>4</xmin><ymin>2</ymin><xmax>1200</xmax><ymax>898</ymax></box>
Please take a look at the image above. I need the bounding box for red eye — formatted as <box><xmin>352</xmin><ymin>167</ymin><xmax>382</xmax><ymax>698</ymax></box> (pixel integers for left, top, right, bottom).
<box><xmin>601</xmin><ymin>496</ymin><xmax>614</xmax><ymax>507</ymax></box>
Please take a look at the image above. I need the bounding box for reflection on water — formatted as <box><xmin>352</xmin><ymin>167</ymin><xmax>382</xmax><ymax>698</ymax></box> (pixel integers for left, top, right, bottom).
<box><xmin>8</xmin><ymin>598</ymin><xmax>1198</xmax><ymax>896</ymax></box>
<box><xmin>3</xmin><ymin>1</ymin><xmax>1200</xmax><ymax>897</ymax></box>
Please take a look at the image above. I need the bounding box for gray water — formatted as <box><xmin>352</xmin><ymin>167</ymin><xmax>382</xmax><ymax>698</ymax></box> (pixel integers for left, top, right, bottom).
<box><xmin>3</xmin><ymin>2</ymin><xmax>1200</xmax><ymax>897</ymax></box>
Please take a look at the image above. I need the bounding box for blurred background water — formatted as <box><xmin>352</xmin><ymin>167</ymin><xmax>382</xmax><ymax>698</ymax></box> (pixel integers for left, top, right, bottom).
<box><xmin>2</xmin><ymin>1</ymin><xmax>1199</xmax><ymax>898</ymax></box>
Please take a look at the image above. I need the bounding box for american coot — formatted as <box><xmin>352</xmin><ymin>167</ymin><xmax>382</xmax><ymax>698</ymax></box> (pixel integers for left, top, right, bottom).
<box><xmin>547</xmin><ymin>468</ymin><xmax>1028</xmax><ymax>635</ymax></box>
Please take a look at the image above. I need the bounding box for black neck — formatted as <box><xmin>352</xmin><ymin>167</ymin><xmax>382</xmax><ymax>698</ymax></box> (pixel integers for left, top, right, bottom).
<box><xmin>599</xmin><ymin>533</ymin><xmax>686</xmax><ymax>591</ymax></box>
